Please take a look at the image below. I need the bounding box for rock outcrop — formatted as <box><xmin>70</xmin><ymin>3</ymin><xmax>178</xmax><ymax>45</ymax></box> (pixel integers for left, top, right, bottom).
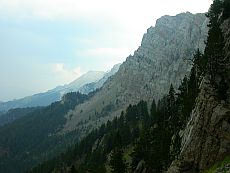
<box><xmin>167</xmin><ymin>77</ymin><xmax>230</xmax><ymax>173</ymax></box>
<box><xmin>167</xmin><ymin>17</ymin><xmax>230</xmax><ymax>173</ymax></box>
<box><xmin>62</xmin><ymin>12</ymin><xmax>208</xmax><ymax>134</ymax></box>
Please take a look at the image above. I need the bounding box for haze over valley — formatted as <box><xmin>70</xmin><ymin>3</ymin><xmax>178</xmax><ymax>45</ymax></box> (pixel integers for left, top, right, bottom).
<box><xmin>0</xmin><ymin>1</ymin><xmax>230</xmax><ymax>173</ymax></box>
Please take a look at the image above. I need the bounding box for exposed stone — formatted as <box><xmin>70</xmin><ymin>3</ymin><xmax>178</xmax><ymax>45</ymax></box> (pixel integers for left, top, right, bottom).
<box><xmin>167</xmin><ymin>18</ymin><xmax>230</xmax><ymax>173</ymax></box>
<box><xmin>135</xmin><ymin>160</ymin><xmax>146</xmax><ymax>173</ymax></box>
<box><xmin>62</xmin><ymin>12</ymin><xmax>208</xmax><ymax>136</ymax></box>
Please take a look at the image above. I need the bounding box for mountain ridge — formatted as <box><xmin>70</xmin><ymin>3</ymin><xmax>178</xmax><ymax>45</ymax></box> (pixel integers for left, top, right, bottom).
<box><xmin>0</xmin><ymin>71</ymin><xmax>104</xmax><ymax>111</ymax></box>
<box><xmin>0</xmin><ymin>12</ymin><xmax>212</xmax><ymax>173</ymax></box>
<box><xmin>26</xmin><ymin>3</ymin><xmax>230</xmax><ymax>172</ymax></box>
<box><xmin>0</xmin><ymin>64</ymin><xmax>120</xmax><ymax>113</ymax></box>
<box><xmin>167</xmin><ymin>5</ymin><xmax>230</xmax><ymax>172</ymax></box>
<box><xmin>62</xmin><ymin>12</ymin><xmax>208</xmax><ymax>134</ymax></box>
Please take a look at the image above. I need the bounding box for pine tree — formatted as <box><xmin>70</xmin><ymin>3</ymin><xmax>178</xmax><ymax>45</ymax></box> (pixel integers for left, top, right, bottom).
<box><xmin>147</xmin><ymin>125</ymin><xmax>172</xmax><ymax>172</ymax></box>
<box><xmin>193</xmin><ymin>49</ymin><xmax>204</xmax><ymax>80</ymax></box>
<box><xmin>223</xmin><ymin>0</ymin><xmax>230</xmax><ymax>19</ymax></box>
<box><xmin>205</xmin><ymin>0</ymin><xmax>228</xmax><ymax>100</ymax></box>
<box><xmin>150</xmin><ymin>99</ymin><xmax>157</xmax><ymax>118</ymax></box>
<box><xmin>168</xmin><ymin>84</ymin><xmax>176</xmax><ymax>111</ymax></box>
<box><xmin>205</xmin><ymin>0</ymin><xmax>224</xmax><ymax>79</ymax></box>
<box><xmin>70</xmin><ymin>165</ymin><xmax>78</xmax><ymax>173</ymax></box>
<box><xmin>109</xmin><ymin>148</ymin><xmax>126</xmax><ymax>173</ymax></box>
<box><xmin>167</xmin><ymin>84</ymin><xmax>178</xmax><ymax>132</ymax></box>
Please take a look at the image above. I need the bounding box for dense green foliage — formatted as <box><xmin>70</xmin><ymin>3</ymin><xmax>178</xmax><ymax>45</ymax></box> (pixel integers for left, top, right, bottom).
<box><xmin>205</xmin><ymin>0</ymin><xmax>229</xmax><ymax>100</ymax></box>
<box><xmin>3</xmin><ymin>1</ymin><xmax>230</xmax><ymax>173</ymax></box>
<box><xmin>28</xmin><ymin>54</ymin><xmax>203</xmax><ymax>172</ymax></box>
<box><xmin>109</xmin><ymin>148</ymin><xmax>127</xmax><ymax>173</ymax></box>
<box><xmin>0</xmin><ymin>90</ymin><xmax>61</xmax><ymax>112</ymax></box>
<box><xmin>223</xmin><ymin>0</ymin><xmax>230</xmax><ymax>20</ymax></box>
<box><xmin>130</xmin><ymin>65</ymin><xmax>202</xmax><ymax>172</ymax></box>
<box><xmin>0</xmin><ymin>92</ymin><xmax>90</xmax><ymax>173</ymax></box>
<box><xmin>28</xmin><ymin>100</ymin><xmax>150</xmax><ymax>173</ymax></box>
<box><xmin>203</xmin><ymin>156</ymin><xmax>230</xmax><ymax>173</ymax></box>
<box><xmin>0</xmin><ymin>107</ymin><xmax>42</xmax><ymax>126</ymax></box>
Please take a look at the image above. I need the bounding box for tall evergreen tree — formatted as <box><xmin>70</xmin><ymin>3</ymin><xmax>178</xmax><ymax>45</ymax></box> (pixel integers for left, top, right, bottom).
<box><xmin>109</xmin><ymin>148</ymin><xmax>126</xmax><ymax>173</ymax></box>
<box><xmin>150</xmin><ymin>99</ymin><xmax>157</xmax><ymax>116</ymax></box>
<box><xmin>193</xmin><ymin>49</ymin><xmax>204</xmax><ymax>80</ymax></box>
<box><xmin>168</xmin><ymin>84</ymin><xmax>176</xmax><ymax>114</ymax></box>
<box><xmin>205</xmin><ymin>0</ymin><xmax>228</xmax><ymax>100</ymax></box>
<box><xmin>70</xmin><ymin>165</ymin><xmax>78</xmax><ymax>173</ymax></box>
<box><xmin>223</xmin><ymin>0</ymin><xmax>230</xmax><ymax>19</ymax></box>
<box><xmin>205</xmin><ymin>1</ymin><xmax>223</xmax><ymax>75</ymax></box>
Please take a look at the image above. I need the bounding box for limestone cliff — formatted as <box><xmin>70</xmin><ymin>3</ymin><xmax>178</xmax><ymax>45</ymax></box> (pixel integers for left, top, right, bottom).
<box><xmin>62</xmin><ymin>12</ymin><xmax>208</xmax><ymax>134</ymax></box>
<box><xmin>167</xmin><ymin>17</ymin><xmax>230</xmax><ymax>173</ymax></box>
<box><xmin>167</xmin><ymin>77</ymin><xmax>230</xmax><ymax>173</ymax></box>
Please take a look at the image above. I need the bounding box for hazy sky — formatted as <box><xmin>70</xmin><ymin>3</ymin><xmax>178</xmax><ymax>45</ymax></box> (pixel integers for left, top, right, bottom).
<box><xmin>0</xmin><ymin>0</ymin><xmax>212</xmax><ymax>101</ymax></box>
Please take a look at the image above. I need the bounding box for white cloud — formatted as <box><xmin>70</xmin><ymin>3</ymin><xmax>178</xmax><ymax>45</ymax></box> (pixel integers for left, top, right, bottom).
<box><xmin>54</xmin><ymin>63</ymin><xmax>64</xmax><ymax>72</ymax></box>
<box><xmin>0</xmin><ymin>0</ymin><xmax>212</xmax><ymax>20</ymax></box>
<box><xmin>75</xmin><ymin>47</ymin><xmax>132</xmax><ymax>70</ymax></box>
<box><xmin>73</xmin><ymin>67</ymin><xmax>82</xmax><ymax>76</ymax></box>
<box><xmin>80</xmin><ymin>47</ymin><xmax>131</xmax><ymax>59</ymax></box>
<box><xmin>0</xmin><ymin>0</ymin><xmax>212</xmax><ymax>29</ymax></box>
<box><xmin>0</xmin><ymin>0</ymin><xmax>213</xmax><ymax>100</ymax></box>
<box><xmin>53</xmin><ymin>63</ymin><xmax>84</xmax><ymax>84</ymax></box>
<box><xmin>0</xmin><ymin>0</ymin><xmax>212</xmax><ymax>63</ymax></box>
<box><xmin>0</xmin><ymin>0</ymin><xmax>212</xmax><ymax>59</ymax></box>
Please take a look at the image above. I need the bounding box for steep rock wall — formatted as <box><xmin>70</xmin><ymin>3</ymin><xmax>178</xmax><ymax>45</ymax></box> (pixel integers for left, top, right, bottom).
<box><xmin>62</xmin><ymin>12</ymin><xmax>208</xmax><ymax>135</ymax></box>
<box><xmin>167</xmin><ymin>18</ymin><xmax>230</xmax><ymax>173</ymax></box>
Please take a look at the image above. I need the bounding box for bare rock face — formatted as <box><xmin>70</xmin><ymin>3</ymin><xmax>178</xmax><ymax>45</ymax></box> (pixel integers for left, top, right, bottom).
<box><xmin>167</xmin><ymin>77</ymin><xmax>230</xmax><ymax>173</ymax></box>
<box><xmin>136</xmin><ymin>12</ymin><xmax>208</xmax><ymax>100</ymax></box>
<box><xmin>167</xmin><ymin>18</ymin><xmax>230</xmax><ymax>173</ymax></box>
<box><xmin>62</xmin><ymin>12</ymin><xmax>208</xmax><ymax>135</ymax></box>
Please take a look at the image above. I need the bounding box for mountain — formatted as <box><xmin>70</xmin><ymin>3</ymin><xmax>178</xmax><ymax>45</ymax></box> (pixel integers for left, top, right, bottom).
<box><xmin>58</xmin><ymin>71</ymin><xmax>106</xmax><ymax>95</ymax></box>
<box><xmin>0</xmin><ymin>65</ymin><xmax>121</xmax><ymax>125</ymax></box>
<box><xmin>0</xmin><ymin>71</ymin><xmax>105</xmax><ymax>112</ymax></box>
<box><xmin>0</xmin><ymin>65</ymin><xmax>121</xmax><ymax>172</ymax></box>
<box><xmin>78</xmin><ymin>63</ymin><xmax>121</xmax><ymax>94</ymax></box>
<box><xmin>0</xmin><ymin>107</ymin><xmax>41</xmax><ymax>127</ymax></box>
<box><xmin>62</xmin><ymin>12</ymin><xmax>208</xmax><ymax>135</ymax></box>
<box><xmin>167</xmin><ymin>1</ymin><xmax>230</xmax><ymax>172</ymax></box>
<box><xmin>28</xmin><ymin>2</ymin><xmax>230</xmax><ymax>173</ymax></box>
<box><xmin>0</xmin><ymin>12</ymin><xmax>209</xmax><ymax>173</ymax></box>
<box><xmin>0</xmin><ymin>92</ymin><xmax>92</xmax><ymax>173</ymax></box>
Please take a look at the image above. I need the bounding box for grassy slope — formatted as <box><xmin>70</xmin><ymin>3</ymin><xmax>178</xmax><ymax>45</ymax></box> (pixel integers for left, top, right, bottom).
<box><xmin>204</xmin><ymin>156</ymin><xmax>230</xmax><ymax>173</ymax></box>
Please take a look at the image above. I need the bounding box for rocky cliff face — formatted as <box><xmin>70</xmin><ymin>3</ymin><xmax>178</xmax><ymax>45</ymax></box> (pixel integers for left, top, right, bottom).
<box><xmin>167</xmin><ymin>77</ymin><xmax>230</xmax><ymax>173</ymax></box>
<box><xmin>167</xmin><ymin>18</ymin><xmax>230</xmax><ymax>173</ymax></box>
<box><xmin>62</xmin><ymin>12</ymin><xmax>208</xmax><ymax>134</ymax></box>
<box><xmin>135</xmin><ymin>12</ymin><xmax>208</xmax><ymax>100</ymax></box>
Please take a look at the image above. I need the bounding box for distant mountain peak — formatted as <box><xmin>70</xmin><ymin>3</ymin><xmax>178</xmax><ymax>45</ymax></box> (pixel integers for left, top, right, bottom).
<box><xmin>0</xmin><ymin>67</ymin><xmax>118</xmax><ymax>112</ymax></box>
